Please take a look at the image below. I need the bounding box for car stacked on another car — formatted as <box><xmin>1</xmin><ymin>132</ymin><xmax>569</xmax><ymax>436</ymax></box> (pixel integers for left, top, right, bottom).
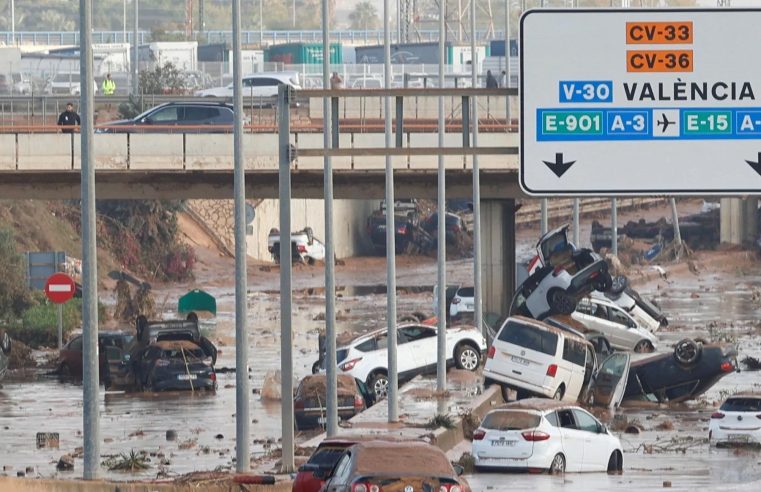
<box><xmin>572</xmin><ymin>296</ymin><xmax>658</xmax><ymax>353</ymax></box>
<box><xmin>318</xmin><ymin>323</ymin><xmax>486</xmax><ymax>400</ymax></box>
<box><xmin>472</xmin><ymin>399</ymin><xmax>623</xmax><ymax>473</ymax></box>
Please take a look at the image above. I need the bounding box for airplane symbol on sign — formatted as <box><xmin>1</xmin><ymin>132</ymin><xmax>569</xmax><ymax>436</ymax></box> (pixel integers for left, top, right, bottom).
<box><xmin>656</xmin><ymin>113</ymin><xmax>675</xmax><ymax>133</ymax></box>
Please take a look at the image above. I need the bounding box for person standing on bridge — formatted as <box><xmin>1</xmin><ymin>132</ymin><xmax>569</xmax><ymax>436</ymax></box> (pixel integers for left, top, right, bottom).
<box><xmin>101</xmin><ymin>73</ymin><xmax>116</xmax><ymax>96</ymax></box>
<box><xmin>57</xmin><ymin>102</ymin><xmax>80</xmax><ymax>134</ymax></box>
<box><xmin>485</xmin><ymin>70</ymin><xmax>499</xmax><ymax>89</ymax></box>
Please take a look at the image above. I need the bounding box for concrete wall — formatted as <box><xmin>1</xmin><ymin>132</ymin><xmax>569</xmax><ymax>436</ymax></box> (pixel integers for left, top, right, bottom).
<box><xmin>247</xmin><ymin>198</ymin><xmax>378</xmax><ymax>261</ymax></box>
<box><xmin>481</xmin><ymin>199</ymin><xmax>516</xmax><ymax>318</ymax></box>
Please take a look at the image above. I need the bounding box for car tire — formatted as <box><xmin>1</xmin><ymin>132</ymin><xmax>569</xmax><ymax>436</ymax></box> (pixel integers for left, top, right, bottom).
<box><xmin>454</xmin><ymin>343</ymin><xmax>480</xmax><ymax>371</ymax></box>
<box><xmin>634</xmin><ymin>340</ymin><xmax>655</xmax><ymax>353</ymax></box>
<box><xmin>368</xmin><ymin>372</ymin><xmax>389</xmax><ymax>401</ymax></box>
<box><xmin>674</xmin><ymin>339</ymin><xmax>702</xmax><ymax>365</ymax></box>
<box><xmin>0</xmin><ymin>331</ymin><xmax>10</xmax><ymax>355</ymax></box>
<box><xmin>547</xmin><ymin>289</ymin><xmax>576</xmax><ymax>315</ymax></box>
<box><xmin>399</xmin><ymin>314</ymin><xmax>421</xmax><ymax>323</ymax></box>
<box><xmin>607</xmin><ymin>450</ymin><xmax>623</xmax><ymax>473</ymax></box>
<box><xmin>549</xmin><ymin>453</ymin><xmax>566</xmax><ymax>474</ymax></box>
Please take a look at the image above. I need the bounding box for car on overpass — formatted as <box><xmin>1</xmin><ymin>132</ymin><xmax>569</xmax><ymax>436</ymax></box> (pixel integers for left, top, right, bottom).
<box><xmin>96</xmin><ymin>101</ymin><xmax>243</xmax><ymax>133</ymax></box>
<box><xmin>194</xmin><ymin>71</ymin><xmax>301</xmax><ymax>103</ymax></box>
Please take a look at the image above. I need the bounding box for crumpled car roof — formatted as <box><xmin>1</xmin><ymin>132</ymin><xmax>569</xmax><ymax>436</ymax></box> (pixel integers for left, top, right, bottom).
<box><xmin>353</xmin><ymin>441</ymin><xmax>456</xmax><ymax>475</ymax></box>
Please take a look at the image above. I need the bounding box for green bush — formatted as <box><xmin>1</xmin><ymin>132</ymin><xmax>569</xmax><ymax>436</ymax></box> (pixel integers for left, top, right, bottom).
<box><xmin>4</xmin><ymin>299</ymin><xmax>106</xmax><ymax>349</ymax></box>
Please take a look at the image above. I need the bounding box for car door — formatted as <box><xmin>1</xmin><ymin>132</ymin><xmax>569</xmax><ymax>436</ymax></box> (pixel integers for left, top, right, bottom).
<box><xmin>607</xmin><ymin>304</ymin><xmax>642</xmax><ymax>350</ymax></box>
<box><xmin>555</xmin><ymin>409</ymin><xmax>585</xmax><ymax>472</ymax></box>
<box><xmin>398</xmin><ymin>325</ymin><xmax>435</xmax><ymax>374</ymax></box>
<box><xmin>252</xmin><ymin>77</ymin><xmax>280</xmax><ymax>98</ymax></box>
<box><xmin>61</xmin><ymin>335</ymin><xmax>84</xmax><ymax>376</ymax></box>
<box><xmin>144</xmin><ymin>106</ymin><xmax>181</xmax><ymax>131</ymax></box>
<box><xmin>561</xmin><ymin>337</ymin><xmax>587</xmax><ymax>401</ymax></box>
<box><xmin>572</xmin><ymin>408</ymin><xmax>609</xmax><ymax>471</ymax></box>
<box><xmin>589</xmin><ymin>352</ymin><xmax>631</xmax><ymax>407</ymax></box>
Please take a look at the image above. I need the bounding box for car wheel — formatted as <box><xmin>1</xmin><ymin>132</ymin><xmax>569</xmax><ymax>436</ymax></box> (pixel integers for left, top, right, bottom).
<box><xmin>547</xmin><ymin>289</ymin><xmax>576</xmax><ymax>315</ymax></box>
<box><xmin>552</xmin><ymin>386</ymin><xmax>564</xmax><ymax>401</ymax></box>
<box><xmin>549</xmin><ymin>453</ymin><xmax>566</xmax><ymax>474</ymax></box>
<box><xmin>607</xmin><ymin>450</ymin><xmax>623</xmax><ymax>473</ymax></box>
<box><xmin>0</xmin><ymin>331</ymin><xmax>10</xmax><ymax>354</ymax></box>
<box><xmin>608</xmin><ymin>275</ymin><xmax>628</xmax><ymax>295</ymax></box>
<box><xmin>455</xmin><ymin>344</ymin><xmax>480</xmax><ymax>371</ymax></box>
<box><xmin>399</xmin><ymin>314</ymin><xmax>421</xmax><ymax>323</ymax></box>
<box><xmin>674</xmin><ymin>339</ymin><xmax>702</xmax><ymax>365</ymax></box>
<box><xmin>368</xmin><ymin>372</ymin><xmax>389</xmax><ymax>401</ymax></box>
<box><xmin>634</xmin><ymin>340</ymin><xmax>655</xmax><ymax>353</ymax></box>
<box><xmin>594</xmin><ymin>273</ymin><xmax>613</xmax><ymax>292</ymax></box>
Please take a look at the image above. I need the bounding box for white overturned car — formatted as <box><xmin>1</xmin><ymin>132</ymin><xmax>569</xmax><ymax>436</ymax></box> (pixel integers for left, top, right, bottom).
<box><xmin>317</xmin><ymin>323</ymin><xmax>487</xmax><ymax>400</ymax></box>
<box><xmin>709</xmin><ymin>394</ymin><xmax>761</xmax><ymax>447</ymax></box>
<box><xmin>267</xmin><ymin>227</ymin><xmax>326</xmax><ymax>265</ymax></box>
<box><xmin>472</xmin><ymin>399</ymin><xmax>623</xmax><ymax>473</ymax></box>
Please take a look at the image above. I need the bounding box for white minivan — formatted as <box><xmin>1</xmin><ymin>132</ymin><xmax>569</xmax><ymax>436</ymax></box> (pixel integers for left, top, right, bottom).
<box><xmin>484</xmin><ymin>316</ymin><xmax>597</xmax><ymax>402</ymax></box>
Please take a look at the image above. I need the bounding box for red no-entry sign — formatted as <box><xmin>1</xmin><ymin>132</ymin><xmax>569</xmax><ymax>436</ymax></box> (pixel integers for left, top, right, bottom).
<box><xmin>44</xmin><ymin>273</ymin><xmax>76</xmax><ymax>304</ymax></box>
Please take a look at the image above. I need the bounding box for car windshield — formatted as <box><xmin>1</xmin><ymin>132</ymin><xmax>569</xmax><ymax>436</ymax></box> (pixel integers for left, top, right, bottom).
<box><xmin>498</xmin><ymin>320</ymin><xmax>558</xmax><ymax>356</ymax></box>
<box><xmin>161</xmin><ymin>346</ymin><xmax>205</xmax><ymax>360</ymax></box>
<box><xmin>457</xmin><ymin>287</ymin><xmax>474</xmax><ymax>297</ymax></box>
<box><xmin>481</xmin><ymin>411</ymin><xmax>540</xmax><ymax>431</ymax></box>
<box><xmin>307</xmin><ymin>445</ymin><xmax>349</xmax><ymax>468</ymax></box>
<box><xmin>720</xmin><ymin>398</ymin><xmax>761</xmax><ymax>412</ymax></box>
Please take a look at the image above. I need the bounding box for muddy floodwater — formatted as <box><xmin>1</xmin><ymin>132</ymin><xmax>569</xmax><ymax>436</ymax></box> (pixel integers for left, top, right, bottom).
<box><xmin>3</xmin><ymin>203</ymin><xmax>761</xmax><ymax>488</ymax></box>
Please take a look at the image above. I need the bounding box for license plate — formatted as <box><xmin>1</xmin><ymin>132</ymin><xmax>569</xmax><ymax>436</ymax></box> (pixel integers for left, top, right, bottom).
<box><xmin>491</xmin><ymin>440</ymin><xmax>517</xmax><ymax>447</ymax></box>
<box><xmin>511</xmin><ymin>355</ymin><xmax>530</xmax><ymax>366</ymax></box>
<box><xmin>728</xmin><ymin>434</ymin><xmax>750</xmax><ymax>442</ymax></box>
<box><xmin>177</xmin><ymin>374</ymin><xmax>198</xmax><ymax>381</ymax></box>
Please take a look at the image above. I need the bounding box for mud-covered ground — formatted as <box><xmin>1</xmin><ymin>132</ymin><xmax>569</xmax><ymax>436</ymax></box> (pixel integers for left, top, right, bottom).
<box><xmin>3</xmin><ymin>199</ymin><xmax>761</xmax><ymax>489</ymax></box>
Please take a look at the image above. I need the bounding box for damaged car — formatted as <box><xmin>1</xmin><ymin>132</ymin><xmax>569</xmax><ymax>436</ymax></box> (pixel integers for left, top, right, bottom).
<box><xmin>294</xmin><ymin>374</ymin><xmax>374</xmax><ymax>431</ymax></box>
<box><xmin>709</xmin><ymin>394</ymin><xmax>761</xmax><ymax>447</ymax></box>
<box><xmin>513</xmin><ymin>225</ymin><xmax>612</xmax><ymax>318</ymax></box>
<box><xmin>132</xmin><ymin>340</ymin><xmax>217</xmax><ymax>392</ymax></box>
<box><xmin>572</xmin><ymin>296</ymin><xmax>658</xmax><ymax>353</ymax></box>
<box><xmin>267</xmin><ymin>227</ymin><xmax>326</xmax><ymax>265</ymax></box>
<box><xmin>319</xmin><ymin>440</ymin><xmax>470</xmax><ymax>492</ymax></box>
<box><xmin>586</xmin><ymin>339</ymin><xmax>738</xmax><ymax>406</ymax></box>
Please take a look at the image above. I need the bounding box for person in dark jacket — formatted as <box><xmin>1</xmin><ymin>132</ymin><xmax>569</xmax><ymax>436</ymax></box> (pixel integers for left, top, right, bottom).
<box><xmin>485</xmin><ymin>70</ymin><xmax>499</xmax><ymax>89</ymax></box>
<box><xmin>57</xmin><ymin>102</ymin><xmax>80</xmax><ymax>133</ymax></box>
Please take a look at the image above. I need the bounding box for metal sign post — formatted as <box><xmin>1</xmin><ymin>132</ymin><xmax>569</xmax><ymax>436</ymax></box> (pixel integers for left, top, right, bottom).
<box><xmin>79</xmin><ymin>0</ymin><xmax>99</xmax><ymax>480</ymax></box>
<box><xmin>44</xmin><ymin>273</ymin><xmax>75</xmax><ymax>349</ymax></box>
<box><xmin>436</xmin><ymin>0</ymin><xmax>447</xmax><ymax>394</ymax></box>
<box><xmin>521</xmin><ymin>8</ymin><xmax>761</xmax><ymax>196</ymax></box>
<box><xmin>471</xmin><ymin>0</ymin><xmax>483</xmax><ymax>341</ymax></box>
<box><xmin>231</xmin><ymin>0</ymin><xmax>250</xmax><ymax>473</ymax></box>
<box><xmin>132</xmin><ymin>0</ymin><xmax>139</xmax><ymax>95</ymax></box>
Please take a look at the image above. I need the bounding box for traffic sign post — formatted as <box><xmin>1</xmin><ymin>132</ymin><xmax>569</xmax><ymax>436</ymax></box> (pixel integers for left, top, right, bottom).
<box><xmin>520</xmin><ymin>8</ymin><xmax>761</xmax><ymax>195</ymax></box>
<box><xmin>44</xmin><ymin>273</ymin><xmax>76</xmax><ymax>349</ymax></box>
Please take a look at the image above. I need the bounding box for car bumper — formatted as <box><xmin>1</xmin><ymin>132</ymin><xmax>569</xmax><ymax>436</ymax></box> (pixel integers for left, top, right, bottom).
<box><xmin>151</xmin><ymin>377</ymin><xmax>216</xmax><ymax>392</ymax></box>
<box><xmin>710</xmin><ymin>426</ymin><xmax>761</xmax><ymax>446</ymax></box>
<box><xmin>471</xmin><ymin>446</ymin><xmax>550</xmax><ymax>470</ymax></box>
<box><xmin>482</xmin><ymin>368</ymin><xmax>554</xmax><ymax>398</ymax></box>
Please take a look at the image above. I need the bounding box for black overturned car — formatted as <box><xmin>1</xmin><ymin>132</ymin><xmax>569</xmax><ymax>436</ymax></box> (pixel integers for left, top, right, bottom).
<box><xmin>586</xmin><ymin>339</ymin><xmax>739</xmax><ymax>406</ymax></box>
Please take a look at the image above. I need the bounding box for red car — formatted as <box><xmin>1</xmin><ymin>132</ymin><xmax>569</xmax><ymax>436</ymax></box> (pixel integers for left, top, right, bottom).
<box><xmin>293</xmin><ymin>438</ymin><xmax>359</xmax><ymax>492</ymax></box>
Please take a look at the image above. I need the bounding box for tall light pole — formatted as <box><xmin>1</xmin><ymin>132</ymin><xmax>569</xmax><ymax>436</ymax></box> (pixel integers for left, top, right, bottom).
<box><xmin>10</xmin><ymin>0</ymin><xmax>15</xmax><ymax>44</ymax></box>
<box><xmin>123</xmin><ymin>0</ymin><xmax>127</xmax><ymax>43</ymax></box>
<box><xmin>133</xmin><ymin>0</ymin><xmax>139</xmax><ymax>95</ymax></box>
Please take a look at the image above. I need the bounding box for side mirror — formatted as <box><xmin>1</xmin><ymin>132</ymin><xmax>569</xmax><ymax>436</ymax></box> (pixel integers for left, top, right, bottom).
<box><xmin>452</xmin><ymin>464</ymin><xmax>465</xmax><ymax>476</ymax></box>
<box><xmin>598</xmin><ymin>424</ymin><xmax>608</xmax><ymax>434</ymax></box>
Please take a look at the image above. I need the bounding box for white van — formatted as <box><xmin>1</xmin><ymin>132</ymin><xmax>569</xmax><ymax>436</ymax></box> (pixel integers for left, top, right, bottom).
<box><xmin>195</xmin><ymin>71</ymin><xmax>301</xmax><ymax>99</ymax></box>
<box><xmin>484</xmin><ymin>316</ymin><xmax>596</xmax><ymax>402</ymax></box>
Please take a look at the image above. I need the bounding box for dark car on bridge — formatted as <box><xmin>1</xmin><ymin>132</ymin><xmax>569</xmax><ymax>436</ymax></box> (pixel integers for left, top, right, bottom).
<box><xmin>96</xmin><ymin>101</ymin><xmax>241</xmax><ymax>133</ymax></box>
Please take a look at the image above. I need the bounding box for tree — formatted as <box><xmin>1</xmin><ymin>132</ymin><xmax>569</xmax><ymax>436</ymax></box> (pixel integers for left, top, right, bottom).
<box><xmin>349</xmin><ymin>1</ymin><xmax>380</xmax><ymax>31</ymax></box>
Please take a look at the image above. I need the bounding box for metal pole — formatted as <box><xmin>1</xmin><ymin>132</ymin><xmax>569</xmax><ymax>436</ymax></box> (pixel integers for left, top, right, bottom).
<box><xmin>132</xmin><ymin>0</ymin><xmax>139</xmax><ymax>95</ymax></box>
<box><xmin>10</xmin><ymin>0</ymin><xmax>14</xmax><ymax>44</ymax></box>
<box><xmin>471</xmin><ymin>0</ymin><xmax>483</xmax><ymax>341</ymax></box>
<box><xmin>232</xmin><ymin>0</ymin><xmax>250</xmax><ymax>473</ymax></box>
<box><xmin>436</xmin><ymin>0</ymin><xmax>447</xmax><ymax>394</ymax></box>
<box><xmin>292</xmin><ymin>0</ymin><xmax>296</xmax><ymax>28</ymax></box>
<box><xmin>123</xmin><ymin>0</ymin><xmax>127</xmax><ymax>43</ymax></box>
<box><xmin>322</xmin><ymin>0</ymin><xmax>338</xmax><ymax>438</ymax></box>
<box><xmin>611</xmin><ymin>198</ymin><xmax>618</xmax><ymax>256</ymax></box>
<box><xmin>79</xmin><ymin>0</ymin><xmax>99</xmax><ymax>480</ymax></box>
<box><xmin>671</xmin><ymin>198</ymin><xmax>682</xmax><ymax>250</ymax></box>
<box><xmin>573</xmin><ymin>198</ymin><xmax>580</xmax><ymax>246</ymax></box>
<box><xmin>384</xmin><ymin>0</ymin><xmax>399</xmax><ymax>424</ymax></box>
<box><xmin>505</xmin><ymin>0</ymin><xmax>511</xmax><ymax>125</ymax></box>
<box><xmin>278</xmin><ymin>84</ymin><xmax>295</xmax><ymax>473</ymax></box>
<box><xmin>57</xmin><ymin>303</ymin><xmax>63</xmax><ymax>350</ymax></box>
<box><xmin>259</xmin><ymin>0</ymin><xmax>264</xmax><ymax>46</ymax></box>
<box><xmin>540</xmin><ymin>198</ymin><xmax>548</xmax><ymax>235</ymax></box>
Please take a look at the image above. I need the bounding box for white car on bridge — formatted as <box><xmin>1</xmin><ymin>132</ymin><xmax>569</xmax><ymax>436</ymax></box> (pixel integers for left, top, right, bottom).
<box><xmin>194</xmin><ymin>72</ymin><xmax>301</xmax><ymax>100</ymax></box>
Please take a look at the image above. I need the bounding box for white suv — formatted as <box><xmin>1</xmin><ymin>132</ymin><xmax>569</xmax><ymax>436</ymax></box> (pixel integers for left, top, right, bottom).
<box><xmin>329</xmin><ymin>323</ymin><xmax>487</xmax><ymax>400</ymax></box>
<box><xmin>572</xmin><ymin>296</ymin><xmax>658</xmax><ymax>353</ymax></box>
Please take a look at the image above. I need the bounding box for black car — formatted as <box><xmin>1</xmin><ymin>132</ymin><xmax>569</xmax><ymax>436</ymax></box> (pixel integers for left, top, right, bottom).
<box><xmin>421</xmin><ymin>211</ymin><xmax>467</xmax><ymax>245</ymax></box>
<box><xmin>132</xmin><ymin>340</ymin><xmax>216</xmax><ymax>392</ymax></box>
<box><xmin>57</xmin><ymin>331</ymin><xmax>135</xmax><ymax>388</ymax></box>
<box><xmin>587</xmin><ymin>339</ymin><xmax>738</xmax><ymax>406</ymax></box>
<box><xmin>97</xmin><ymin>101</ymin><xmax>237</xmax><ymax>133</ymax></box>
<box><xmin>366</xmin><ymin>211</ymin><xmax>417</xmax><ymax>254</ymax></box>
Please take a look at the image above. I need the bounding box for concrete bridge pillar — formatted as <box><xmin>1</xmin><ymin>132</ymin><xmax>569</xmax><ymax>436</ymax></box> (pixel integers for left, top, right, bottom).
<box><xmin>480</xmin><ymin>199</ymin><xmax>517</xmax><ymax>319</ymax></box>
<box><xmin>720</xmin><ymin>198</ymin><xmax>758</xmax><ymax>245</ymax></box>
